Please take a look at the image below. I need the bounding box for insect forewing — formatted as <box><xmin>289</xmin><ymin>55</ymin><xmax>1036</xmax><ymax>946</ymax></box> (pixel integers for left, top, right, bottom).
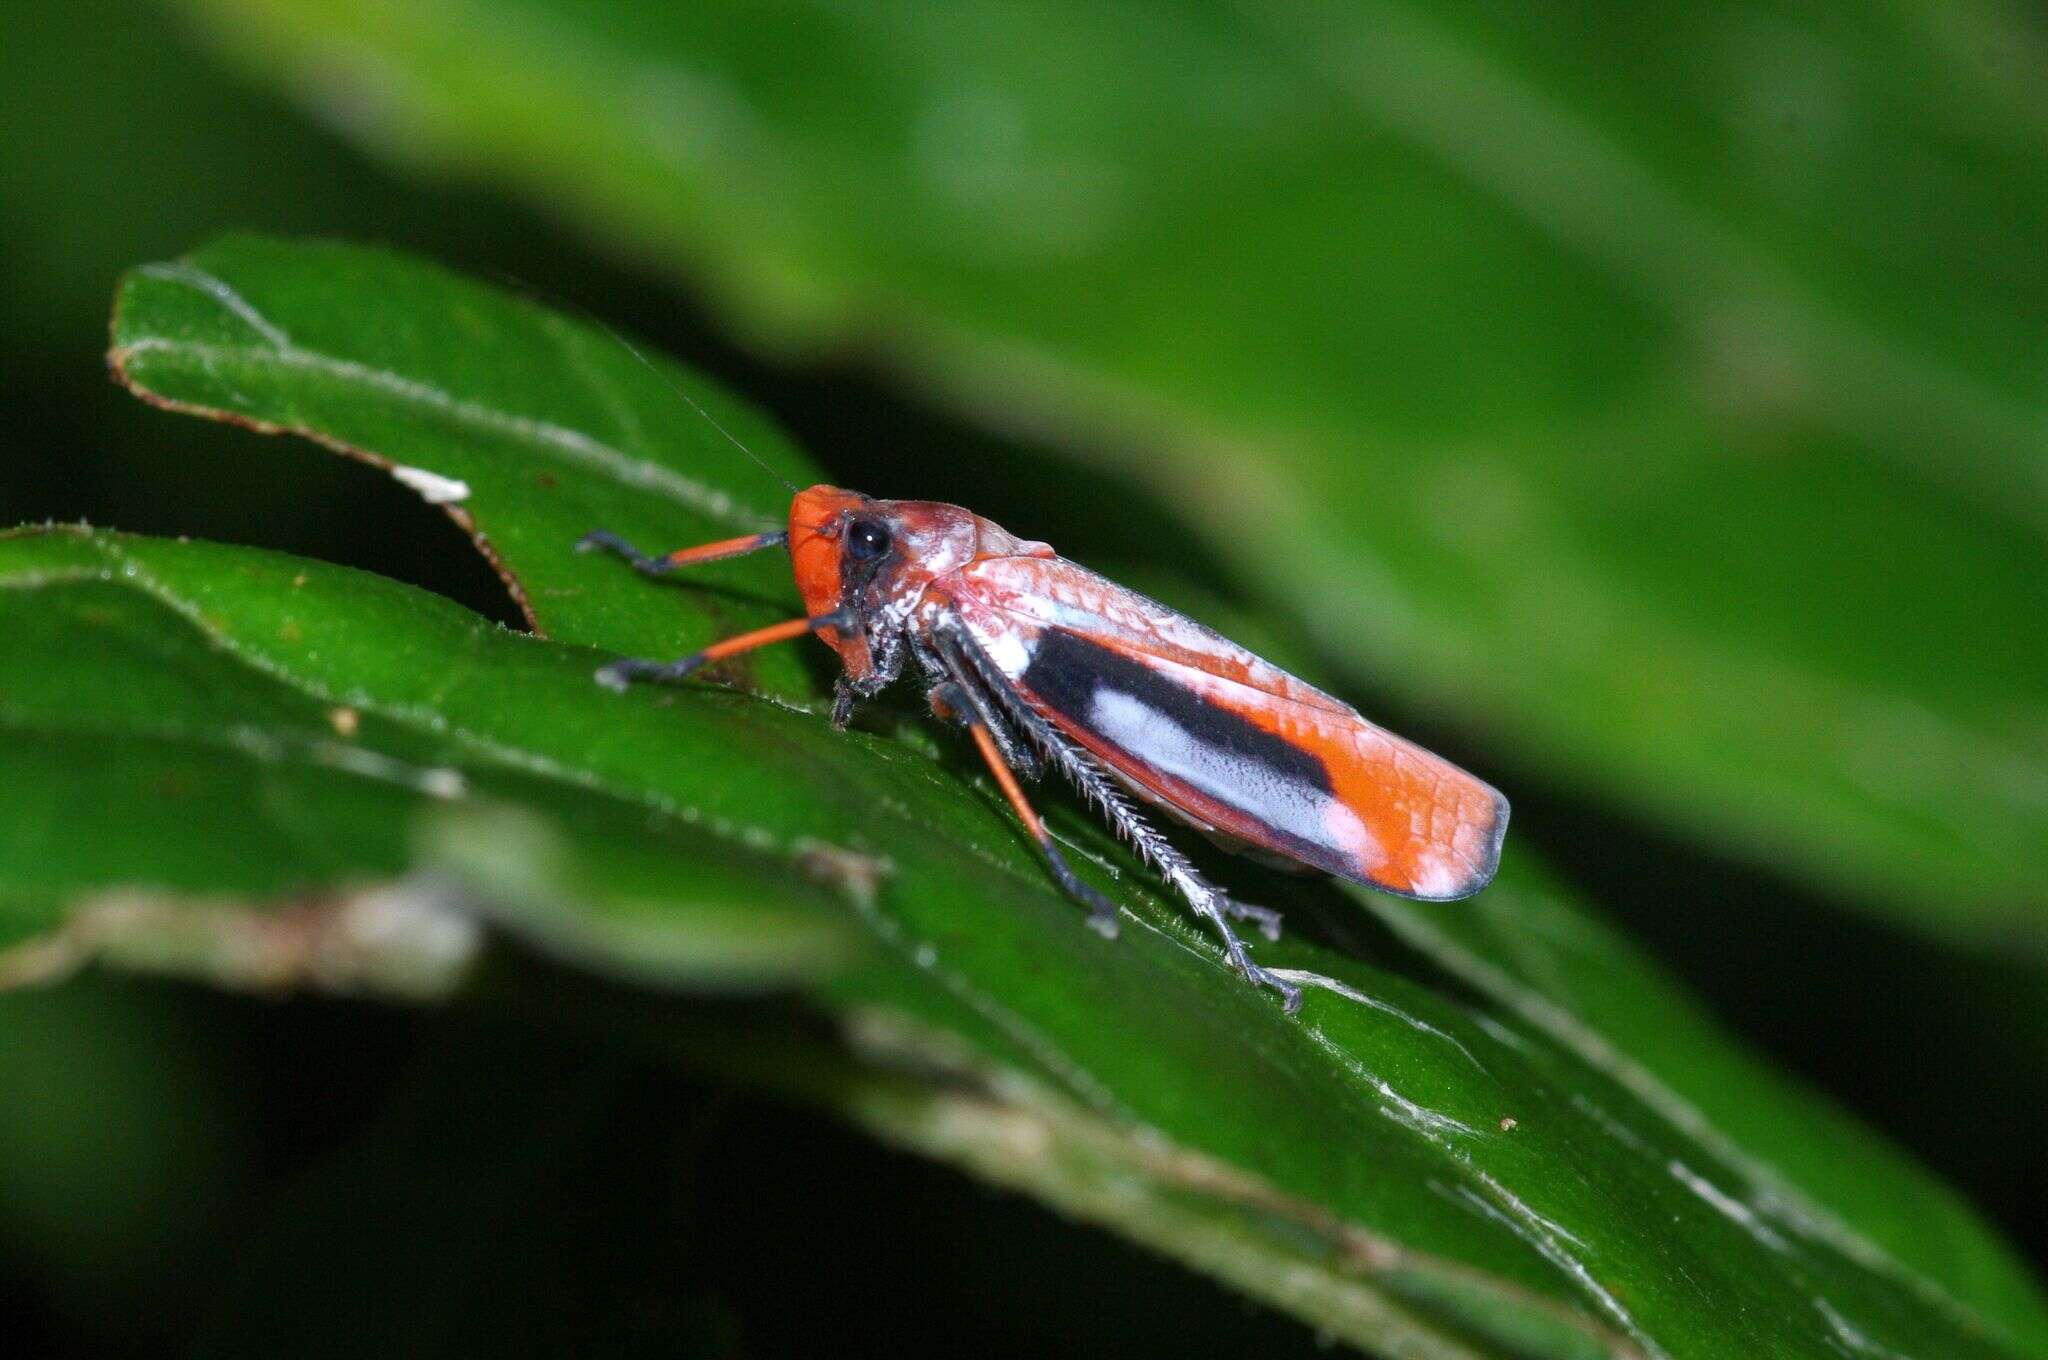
<box><xmin>946</xmin><ymin>556</ymin><xmax>1507</xmax><ymax>900</ymax></box>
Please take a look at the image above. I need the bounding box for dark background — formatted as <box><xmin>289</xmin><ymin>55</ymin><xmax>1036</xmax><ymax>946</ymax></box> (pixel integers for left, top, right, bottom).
<box><xmin>4</xmin><ymin>4</ymin><xmax>2044</xmax><ymax>1356</ymax></box>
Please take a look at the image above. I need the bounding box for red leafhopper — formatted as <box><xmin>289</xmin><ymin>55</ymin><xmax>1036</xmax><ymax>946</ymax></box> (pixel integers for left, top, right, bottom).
<box><xmin>582</xmin><ymin>487</ymin><xmax>1507</xmax><ymax>1012</ymax></box>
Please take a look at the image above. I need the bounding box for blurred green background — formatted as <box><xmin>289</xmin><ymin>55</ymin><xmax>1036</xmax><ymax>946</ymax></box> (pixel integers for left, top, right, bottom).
<box><xmin>4</xmin><ymin>1</ymin><xmax>2045</xmax><ymax>1355</ymax></box>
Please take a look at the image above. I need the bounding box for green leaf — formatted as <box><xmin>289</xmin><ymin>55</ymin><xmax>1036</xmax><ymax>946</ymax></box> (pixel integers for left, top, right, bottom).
<box><xmin>47</xmin><ymin>235</ymin><xmax>2047</xmax><ymax>1355</ymax></box>
<box><xmin>3</xmin><ymin>524</ymin><xmax>2042</xmax><ymax>1356</ymax></box>
<box><xmin>163</xmin><ymin>0</ymin><xmax>2048</xmax><ymax>947</ymax></box>
<box><xmin>110</xmin><ymin>232</ymin><xmax>825</xmax><ymax>695</ymax></box>
<box><xmin>0</xmin><ymin>530</ymin><xmax>851</xmax><ymax>994</ymax></box>
<box><xmin>9</xmin><ymin>360</ymin><xmax>2045</xmax><ymax>1355</ymax></box>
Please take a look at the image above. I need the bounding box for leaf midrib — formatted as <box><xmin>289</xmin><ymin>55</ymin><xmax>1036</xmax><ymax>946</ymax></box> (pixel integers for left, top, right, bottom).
<box><xmin>112</xmin><ymin>266</ymin><xmax>774</xmax><ymax>531</ymax></box>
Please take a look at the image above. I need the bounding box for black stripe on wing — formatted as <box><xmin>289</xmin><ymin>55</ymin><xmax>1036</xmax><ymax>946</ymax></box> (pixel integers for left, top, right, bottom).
<box><xmin>1020</xmin><ymin>628</ymin><xmax>1333</xmax><ymax>795</ymax></box>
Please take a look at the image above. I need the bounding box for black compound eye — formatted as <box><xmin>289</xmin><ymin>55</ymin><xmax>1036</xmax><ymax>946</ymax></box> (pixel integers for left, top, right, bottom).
<box><xmin>845</xmin><ymin>519</ymin><xmax>892</xmax><ymax>562</ymax></box>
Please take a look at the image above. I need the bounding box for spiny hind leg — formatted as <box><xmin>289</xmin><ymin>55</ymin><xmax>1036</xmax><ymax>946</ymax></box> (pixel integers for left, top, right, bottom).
<box><xmin>935</xmin><ymin>617</ymin><xmax>1298</xmax><ymax>1010</ymax></box>
<box><xmin>1054</xmin><ymin>762</ymin><xmax>1298</xmax><ymax>1003</ymax></box>
<box><xmin>1010</xmin><ymin>723</ymin><xmax>1298</xmax><ymax>1002</ymax></box>
<box><xmin>1152</xmin><ymin>864</ymin><xmax>1301</xmax><ymax>1012</ymax></box>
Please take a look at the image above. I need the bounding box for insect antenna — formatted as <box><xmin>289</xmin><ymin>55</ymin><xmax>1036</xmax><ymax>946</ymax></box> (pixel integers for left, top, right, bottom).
<box><xmin>583</xmin><ymin>313</ymin><xmax>799</xmax><ymax>496</ymax></box>
<box><xmin>484</xmin><ymin>268</ymin><xmax>799</xmax><ymax>495</ymax></box>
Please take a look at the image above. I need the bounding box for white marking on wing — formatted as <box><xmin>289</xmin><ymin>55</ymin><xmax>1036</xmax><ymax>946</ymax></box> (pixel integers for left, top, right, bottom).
<box><xmin>1408</xmin><ymin>855</ymin><xmax>1464</xmax><ymax>899</ymax></box>
<box><xmin>977</xmin><ymin>627</ymin><xmax>1033</xmax><ymax>677</ymax></box>
<box><xmin>1088</xmin><ymin>688</ymin><xmax>1369</xmax><ymax>862</ymax></box>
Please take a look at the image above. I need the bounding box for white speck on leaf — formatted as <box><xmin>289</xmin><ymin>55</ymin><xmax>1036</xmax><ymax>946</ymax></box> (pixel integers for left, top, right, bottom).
<box><xmin>391</xmin><ymin>465</ymin><xmax>472</xmax><ymax>505</ymax></box>
<box><xmin>419</xmin><ymin>768</ymin><xmax>467</xmax><ymax>800</ymax></box>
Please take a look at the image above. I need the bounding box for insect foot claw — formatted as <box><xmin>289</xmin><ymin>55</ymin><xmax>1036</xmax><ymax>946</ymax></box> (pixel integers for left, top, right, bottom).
<box><xmin>1219</xmin><ymin>937</ymin><xmax>1301</xmax><ymax>1013</ymax></box>
<box><xmin>578</xmin><ymin>530</ymin><xmax>669</xmax><ymax>574</ymax></box>
<box><xmin>1273</xmin><ymin>975</ymin><xmax>1304</xmax><ymax>1015</ymax></box>
<box><xmin>1068</xmin><ymin>877</ymin><xmax>1120</xmax><ymax>938</ymax></box>
<box><xmin>1223</xmin><ymin>897</ymin><xmax>1284</xmax><ymax>942</ymax></box>
<box><xmin>1248</xmin><ymin>964</ymin><xmax>1303</xmax><ymax>1015</ymax></box>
